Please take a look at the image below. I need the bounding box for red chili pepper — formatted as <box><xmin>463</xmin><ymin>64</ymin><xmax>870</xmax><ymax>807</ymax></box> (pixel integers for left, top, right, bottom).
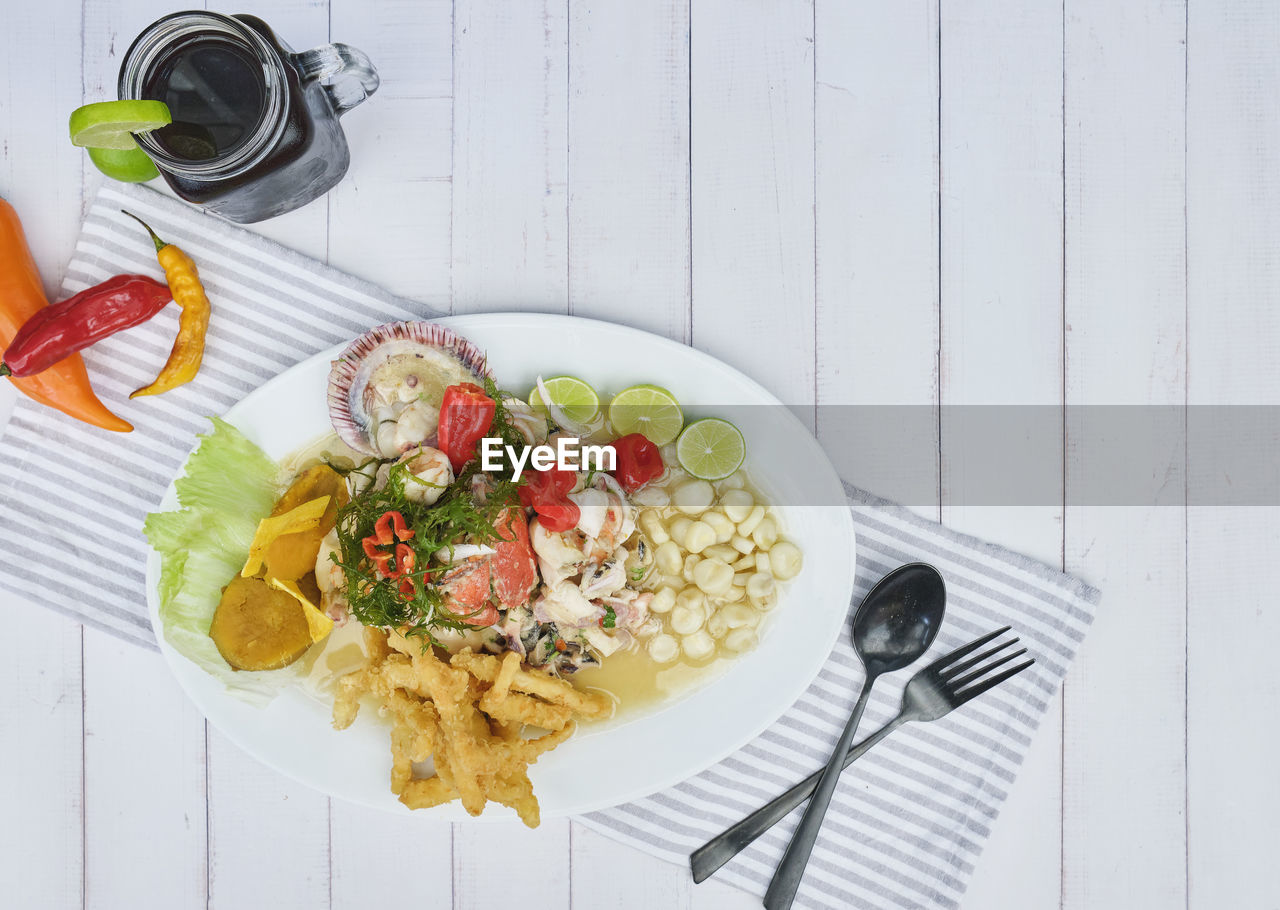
<box><xmin>611</xmin><ymin>432</ymin><xmax>664</xmax><ymax>492</ymax></box>
<box><xmin>0</xmin><ymin>274</ymin><xmax>171</xmax><ymax>378</ymax></box>
<box><xmin>372</xmin><ymin>510</ymin><xmax>415</xmax><ymax>545</ymax></box>
<box><xmin>362</xmin><ymin>510</ymin><xmax>419</xmax><ymax>593</ymax></box>
<box><xmin>362</xmin><ymin>537</ymin><xmax>394</xmax><ymax>576</ymax></box>
<box><xmin>518</xmin><ymin>466</ymin><xmax>580</xmax><ymax>532</ymax></box>
<box><xmin>437</xmin><ymin>382</ymin><xmax>496</xmax><ymax>472</ymax></box>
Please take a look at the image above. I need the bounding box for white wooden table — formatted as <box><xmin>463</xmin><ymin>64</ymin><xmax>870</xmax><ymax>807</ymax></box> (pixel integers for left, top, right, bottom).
<box><xmin>2</xmin><ymin>1</ymin><xmax>1275</xmax><ymax>907</ymax></box>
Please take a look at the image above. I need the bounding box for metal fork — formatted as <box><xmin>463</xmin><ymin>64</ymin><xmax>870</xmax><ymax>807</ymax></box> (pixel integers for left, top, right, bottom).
<box><xmin>689</xmin><ymin>627</ymin><xmax>1035</xmax><ymax>884</ymax></box>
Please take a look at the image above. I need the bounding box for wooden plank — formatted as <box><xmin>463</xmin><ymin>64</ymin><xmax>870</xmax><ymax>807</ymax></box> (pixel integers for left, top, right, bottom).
<box><xmin>452</xmin><ymin>0</ymin><xmax>570</xmax><ymax>314</ymax></box>
<box><xmin>82</xmin><ymin>633</ymin><xmax>208</xmax><ymax>907</ymax></box>
<box><xmin>0</xmin><ymin>5</ymin><xmax>88</xmax><ymax>909</ymax></box>
<box><xmin>814</xmin><ymin>0</ymin><xmax>940</xmax><ymax>516</ymax></box>
<box><xmin>204</xmin><ymin>724</ymin><xmax>331</xmax><ymax>908</ymax></box>
<box><xmin>330</xmin><ymin>808</ymin><xmax>452</xmax><ymax>907</ymax></box>
<box><xmin>0</xmin><ymin>608</ymin><xmax>83</xmax><ymax>909</ymax></box>
<box><xmin>1060</xmin><ymin>1</ymin><xmax>1188</xmax><ymax>908</ymax></box>
<box><xmin>453</xmin><ymin>820</ymin><xmax>572</xmax><ymax>908</ymax></box>
<box><xmin>565</xmin><ymin>0</ymin><xmax>690</xmax><ymax>339</ymax></box>
<box><xmin>689</xmin><ymin>0</ymin><xmax>816</xmax><ymax>416</ymax></box>
<box><xmin>573</xmin><ymin>826</ymin><xmax>694</xmax><ymax>908</ymax></box>
<box><xmin>326</xmin><ymin>0</ymin><xmax>454</xmax><ymax>306</ymax></box>
<box><xmin>1186</xmin><ymin>2</ymin><xmax>1280</xmax><ymax>907</ymax></box>
<box><xmin>936</xmin><ymin>3</ymin><xmax>1065</xmax><ymax>908</ymax></box>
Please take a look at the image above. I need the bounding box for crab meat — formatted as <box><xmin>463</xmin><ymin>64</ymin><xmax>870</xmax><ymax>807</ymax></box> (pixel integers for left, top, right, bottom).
<box><xmin>436</xmin><ymin>508</ymin><xmax>539</xmax><ymax>627</ymax></box>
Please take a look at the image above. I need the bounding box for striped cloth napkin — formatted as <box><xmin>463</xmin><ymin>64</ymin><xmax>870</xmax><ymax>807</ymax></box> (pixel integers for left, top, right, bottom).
<box><xmin>0</xmin><ymin>183</ymin><xmax>1099</xmax><ymax>909</ymax></box>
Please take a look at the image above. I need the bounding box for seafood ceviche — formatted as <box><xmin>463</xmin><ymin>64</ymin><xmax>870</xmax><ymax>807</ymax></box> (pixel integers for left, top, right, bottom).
<box><xmin>147</xmin><ymin>320</ymin><xmax>803</xmax><ymax>824</ymax></box>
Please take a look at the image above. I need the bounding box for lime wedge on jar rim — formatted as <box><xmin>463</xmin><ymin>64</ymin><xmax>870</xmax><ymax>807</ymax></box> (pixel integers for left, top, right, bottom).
<box><xmin>607</xmin><ymin>383</ymin><xmax>684</xmax><ymax>446</ymax></box>
<box><xmin>528</xmin><ymin>376</ymin><xmax>601</xmax><ymax>425</ymax></box>
<box><xmin>69</xmin><ymin>100</ymin><xmax>172</xmax><ymax>150</ymax></box>
<box><xmin>86</xmin><ymin>144</ymin><xmax>160</xmax><ymax>183</ymax></box>
<box><xmin>676</xmin><ymin>417</ymin><xmax>746</xmax><ymax>481</ymax></box>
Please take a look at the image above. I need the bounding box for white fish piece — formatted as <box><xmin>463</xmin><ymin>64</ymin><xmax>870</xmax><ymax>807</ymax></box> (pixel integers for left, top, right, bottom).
<box><xmin>569</xmin><ymin>486</ymin><xmax>610</xmax><ymax>539</ymax></box>
<box><xmin>532</xmin><ymin>581</ymin><xmax>602</xmax><ymax>628</ymax></box>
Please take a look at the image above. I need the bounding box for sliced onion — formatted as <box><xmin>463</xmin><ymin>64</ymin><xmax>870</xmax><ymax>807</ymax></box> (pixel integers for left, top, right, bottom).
<box><xmin>536</xmin><ymin>375</ymin><xmax>592</xmax><ymax>438</ymax></box>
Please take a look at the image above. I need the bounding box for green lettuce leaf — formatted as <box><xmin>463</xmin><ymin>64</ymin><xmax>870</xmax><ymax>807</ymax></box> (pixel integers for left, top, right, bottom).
<box><xmin>145</xmin><ymin>417</ymin><xmax>297</xmax><ymax>701</ymax></box>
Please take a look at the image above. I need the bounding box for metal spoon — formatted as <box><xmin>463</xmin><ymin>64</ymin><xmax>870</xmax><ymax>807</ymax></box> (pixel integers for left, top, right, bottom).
<box><xmin>763</xmin><ymin>562</ymin><xmax>946</xmax><ymax>910</ymax></box>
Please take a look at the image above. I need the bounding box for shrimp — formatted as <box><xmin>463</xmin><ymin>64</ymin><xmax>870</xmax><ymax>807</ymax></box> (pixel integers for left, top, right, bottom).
<box><xmin>374</xmin><ymin>445</ymin><xmax>453</xmax><ymax>505</ymax></box>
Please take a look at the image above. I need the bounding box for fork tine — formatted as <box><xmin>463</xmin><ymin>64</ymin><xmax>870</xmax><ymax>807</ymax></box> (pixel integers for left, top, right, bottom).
<box><xmin>953</xmin><ymin>659</ymin><xmax>1035</xmax><ymax>703</ymax></box>
<box><xmin>926</xmin><ymin>626</ymin><xmax>1011</xmax><ymax>673</ymax></box>
<box><xmin>941</xmin><ymin>638</ymin><xmax>1020</xmax><ymax>681</ymax></box>
<box><xmin>948</xmin><ymin>648</ymin><xmax>1028</xmax><ymax>692</ymax></box>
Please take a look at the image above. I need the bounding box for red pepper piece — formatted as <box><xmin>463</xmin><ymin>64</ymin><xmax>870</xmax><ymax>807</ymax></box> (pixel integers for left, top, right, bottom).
<box><xmin>611</xmin><ymin>432</ymin><xmax>664</xmax><ymax>492</ymax></box>
<box><xmin>363</xmin><ymin>510</ymin><xmax>416</xmax><ymax>582</ymax></box>
<box><xmin>0</xmin><ymin>274</ymin><xmax>171</xmax><ymax>377</ymax></box>
<box><xmin>395</xmin><ymin>543</ymin><xmax>416</xmax><ymax>575</ymax></box>
<box><xmin>518</xmin><ymin>467</ymin><xmax>572</xmax><ymax>510</ymax></box>
<box><xmin>363</xmin><ymin>540</ymin><xmax>391</xmax><ymax>575</ymax></box>
<box><xmin>518</xmin><ymin>466</ymin><xmax>580</xmax><ymax>532</ymax></box>
<box><xmin>373</xmin><ymin>510</ymin><xmax>415</xmax><ymax>545</ymax></box>
<box><xmin>437</xmin><ymin>382</ymin><xmax>496</xmax><ymax>472</ymax></box>
<box><xmin>535</xmin><ymin>500</ymin><xmax>579</xmax><ymax>533</ymax></box>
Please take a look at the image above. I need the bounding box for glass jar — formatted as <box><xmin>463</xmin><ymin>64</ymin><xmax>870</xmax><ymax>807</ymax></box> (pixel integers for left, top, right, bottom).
<box><xmin>119</xmin><ymin>11</ymin><xmax>379</xmax><ymax>223</ymax></box>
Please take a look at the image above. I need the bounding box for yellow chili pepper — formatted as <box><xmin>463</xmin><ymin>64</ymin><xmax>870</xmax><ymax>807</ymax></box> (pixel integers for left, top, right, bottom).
<box><xmin>122</xmin><ymin>210</ymin><xmax>211</xmax><ymax>398</ymax></box>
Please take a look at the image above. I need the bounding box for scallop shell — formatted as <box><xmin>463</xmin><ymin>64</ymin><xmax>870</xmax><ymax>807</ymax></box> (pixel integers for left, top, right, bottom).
<box><xmin>327</xmin><ymin>322</ymin><xmax>492</xmax><ymax>456</ymax></box>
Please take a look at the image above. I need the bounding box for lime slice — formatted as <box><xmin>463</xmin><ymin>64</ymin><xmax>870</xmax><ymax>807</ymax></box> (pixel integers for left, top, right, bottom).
<box><xmin>69</xmin><ymin>100</ymin><xmax>172</xmax><ymax>150</ymax></box>
<box><xmin>528</xmin><ymin>376</ymin><xmax>601</xmax><ymax>425</ymax></box>
<box><xmin>86</xmin><ymin>144</ymin><xmax>160</xmax><ymax>183</ymax></box>
<box><xmin>608</xmin><ymin>384</ymin><xmax>684</xmax><ymax>446</ymax></box>
<box><xmin>676</xmin><ymin>418</ymin><xmax>746</xmax><ymax>481</ymax></box>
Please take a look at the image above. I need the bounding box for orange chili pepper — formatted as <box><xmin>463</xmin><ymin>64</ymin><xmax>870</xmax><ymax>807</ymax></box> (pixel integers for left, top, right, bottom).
<box><xmin>0</xmin><ymin>197</ymin><xmax>131</xmax><ymax>432</ymax></box>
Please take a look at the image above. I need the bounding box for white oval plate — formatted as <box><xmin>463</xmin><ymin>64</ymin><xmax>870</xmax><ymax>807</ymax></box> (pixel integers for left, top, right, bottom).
<box><xmin>146</xmin><ymin>313</ymin><xmax>855</xmax><ymax>819</ymax></box>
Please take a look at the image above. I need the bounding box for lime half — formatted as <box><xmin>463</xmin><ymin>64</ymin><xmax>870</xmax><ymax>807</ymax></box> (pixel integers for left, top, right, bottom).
<box><xmin>528</xmin><ymin>376</ymin><xmax>601</xmax><ymax>425</ymax></box>
<box><xmin>676</xmin><ymin>418</ymin><xmax>746</xmax><ymax>481</ymax></box>
<box><xmin>69</xmin><ymin>100</ymin><xmax>172</xmax><ymax>150</ymax></box>
<box><xmin>608</xmin><ymin>384</ymin><xmax>684</xmax><ymax>446</ymax></box>
<box><xmin>86</xmin><ymin>144</ymin><xmax>159</xmax><ymax>183</ymax></box>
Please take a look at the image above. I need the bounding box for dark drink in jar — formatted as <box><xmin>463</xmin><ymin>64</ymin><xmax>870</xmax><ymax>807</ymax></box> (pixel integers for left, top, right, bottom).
<box><xmin>119</xmin><ymin>11</ymin><xmax>378</xmax><ymax>223</ymax></box>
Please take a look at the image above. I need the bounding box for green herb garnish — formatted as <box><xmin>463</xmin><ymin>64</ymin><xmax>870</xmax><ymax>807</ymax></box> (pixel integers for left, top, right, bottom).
<box><xmin>333</xmin><ymin>458</ymin><xmax>522</xmax><ymax>641</ymax></box>
<box><xmin>602</xmin><ymin>605</ymin><xmax>617</xmax><ymax>629</ymax></box>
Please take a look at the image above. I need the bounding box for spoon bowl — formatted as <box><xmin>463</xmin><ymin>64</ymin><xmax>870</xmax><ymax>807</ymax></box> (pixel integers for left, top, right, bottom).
<box><xmin>853</xmin><ymin>562</ymin><xmax>947</xmax><ymax>676</ymax></box>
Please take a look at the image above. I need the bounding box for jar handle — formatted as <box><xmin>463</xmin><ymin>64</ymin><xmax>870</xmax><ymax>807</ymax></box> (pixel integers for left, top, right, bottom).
<box><xmin>293</xmin><ymin>43</ymin><xmax>380</xmax><ymax>115</ymax></box>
